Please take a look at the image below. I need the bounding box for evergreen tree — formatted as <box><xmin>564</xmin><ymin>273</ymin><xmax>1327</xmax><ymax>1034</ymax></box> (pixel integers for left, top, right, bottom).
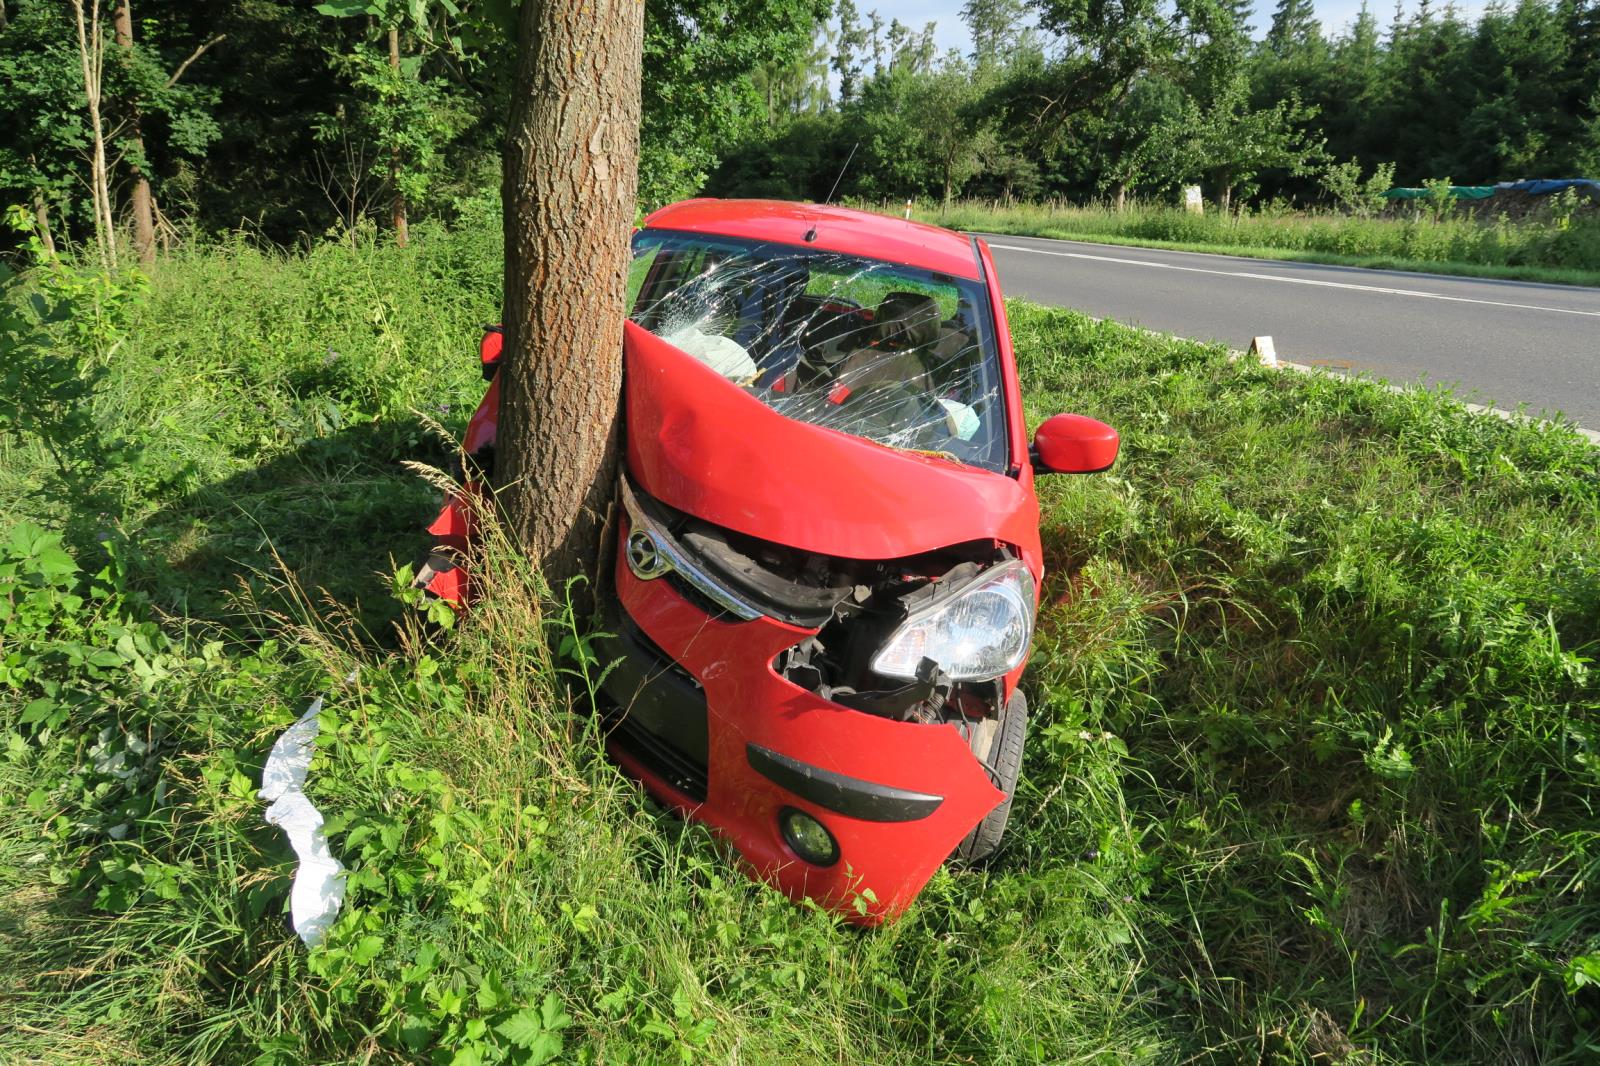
<box><xmin>1267</xmin><ymin>0</ymin><xmax>1323</xmax><ymax>57</ymax></box>
<box><xmin>834</xmin><ymin>0</ymin><xmax>867</xmax><ymax>103</ymax></box>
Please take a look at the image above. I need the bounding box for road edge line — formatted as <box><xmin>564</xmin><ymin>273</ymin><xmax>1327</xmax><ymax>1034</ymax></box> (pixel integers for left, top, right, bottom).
<box><xmin>1073</xmin><ymin>311</ymin><xmax>1600</xmax><ymax>448</ymax></box>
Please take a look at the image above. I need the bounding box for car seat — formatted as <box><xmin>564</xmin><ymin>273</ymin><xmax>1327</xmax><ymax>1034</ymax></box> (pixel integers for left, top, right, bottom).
<box><xmin>833</xmin><ymin>292</ymin><xmax>941</xmax><ymax>392</ymax></box>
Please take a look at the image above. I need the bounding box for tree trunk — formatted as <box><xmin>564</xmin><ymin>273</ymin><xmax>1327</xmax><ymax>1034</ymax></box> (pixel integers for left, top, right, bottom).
<box><xmin>70</xmin><ymin>0</ymin><xmax>116</xmax><ymax>270</ymax></box>
<box><xmin>942</xmin><ymin>162</ymin><xmax>953</xmax><ymax>208</ymax></box>
<box><xmin>388</xmin><ymin>26</ymin><xmax>408</xmax><ymax>249</ymax></box>
<box><xmin>1112</xmin><ymin>180</ymin><xmax>1128</xmax><ymax>212</ymax></box>
<box><xmin>1217</xmin><ymin>170</ymin><xmax>1234</xmax><ymax>215</ymax></box>
<box><xmin>113</xmin><ymin>0</ymin><xmax>156</xmax><ymax>266</ymax></box>
<box><xmin>31</xmin><ymin>187</ymin><xmax>58</xmax><ymax>258</ymax></box>
<box><xmin>497</xmin><ymin>0</ymin><xmax>643</xmax><ymax>597</ymax></box>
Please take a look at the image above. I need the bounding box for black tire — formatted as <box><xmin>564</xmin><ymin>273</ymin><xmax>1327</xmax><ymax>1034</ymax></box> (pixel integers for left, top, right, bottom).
<box><xmin>953</xmin><ymin>688</ymin><xmax>1028</xmax><ymax>864</ymax></box>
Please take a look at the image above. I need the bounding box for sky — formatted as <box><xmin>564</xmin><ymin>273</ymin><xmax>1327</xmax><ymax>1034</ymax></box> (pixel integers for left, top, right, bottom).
<box><xmin>862</xmin><ymin>0</ymin><xmax>1497</xmax><ymax>57</ymax></box>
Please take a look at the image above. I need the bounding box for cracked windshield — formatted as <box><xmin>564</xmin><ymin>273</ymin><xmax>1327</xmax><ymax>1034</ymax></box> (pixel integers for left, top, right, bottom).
<box><xmin>628</xmin><ymin>231</ymin><xmax>1007</xmax><ymax>471</ymax></box>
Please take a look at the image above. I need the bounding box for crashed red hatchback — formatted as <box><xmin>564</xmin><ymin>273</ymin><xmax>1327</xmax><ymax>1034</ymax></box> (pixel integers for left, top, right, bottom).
<box><xmin>423</xmin><ymin>200</ymin><xmax>1118</xmax><ymax>922</ymax></box>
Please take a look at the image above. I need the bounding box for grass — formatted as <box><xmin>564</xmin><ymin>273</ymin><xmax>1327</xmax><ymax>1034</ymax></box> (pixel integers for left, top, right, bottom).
<box><xmin>885</xmin><ymin>200</ymin><xmax>1600</xmax><ymax>288</ymax></box>
<box><xmin>3</xmin><ymin>220</ymin><xmax>1599</xmax><ymax>1063</ymax></box>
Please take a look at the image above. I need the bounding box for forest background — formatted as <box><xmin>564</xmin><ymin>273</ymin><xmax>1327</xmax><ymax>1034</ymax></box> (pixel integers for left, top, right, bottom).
<box><xmin>4</xmin><ymin>0</ymin><xmax>1599</xmax><ymax>261</ymax></box>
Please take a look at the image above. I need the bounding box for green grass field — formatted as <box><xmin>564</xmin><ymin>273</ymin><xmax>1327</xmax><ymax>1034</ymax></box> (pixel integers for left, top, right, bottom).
<box><xmin>888</xmin><ymin>201</ymin><xmax>1600</xmax><ymax>288</ymax></box>
<box><xmin>3</xmin><ymin>222</ymin><xmax>1598</xmax><ymax>1064</ymax></box>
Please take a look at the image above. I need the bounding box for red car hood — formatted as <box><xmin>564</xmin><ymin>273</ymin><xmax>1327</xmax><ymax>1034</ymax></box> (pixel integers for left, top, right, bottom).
<box><xmin>623</xmin><ymin>321</ymin><xmax>1037</xmax><ymax>560</ymax></box>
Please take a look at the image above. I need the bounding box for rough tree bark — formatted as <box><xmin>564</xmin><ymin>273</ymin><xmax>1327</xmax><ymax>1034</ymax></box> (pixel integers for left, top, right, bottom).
<box><xmin>497</xmin><ymin>0</ymin><xmax>643</xmax><ymax>598</ymax></box>
<box><xmin>388</xmin><ymin>26</ymin><xmax>408</xmax><ymax>249</ymax></box>
<box><xmin>113</xmin><ymin>0</ymin><xmax>156</xmax><ymax>266</ymax></box>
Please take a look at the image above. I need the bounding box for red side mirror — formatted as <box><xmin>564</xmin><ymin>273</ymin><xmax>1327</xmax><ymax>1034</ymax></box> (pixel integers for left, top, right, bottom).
<box><xmin>479</xmin><ymin>325</ymin><xmax>503</xmax><ymax>380</ymax></box>
<box><xmin>1032</xmin><ymin>413</ymin><xmax>1119</xmax><ymax>474</ymax></box>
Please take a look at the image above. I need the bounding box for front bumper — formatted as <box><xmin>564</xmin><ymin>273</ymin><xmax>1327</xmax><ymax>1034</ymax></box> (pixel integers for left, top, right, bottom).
<box><xmin>601</xmin><ymin>508</ymin><xmax>1005</xmax><ymax>924</ymax></box>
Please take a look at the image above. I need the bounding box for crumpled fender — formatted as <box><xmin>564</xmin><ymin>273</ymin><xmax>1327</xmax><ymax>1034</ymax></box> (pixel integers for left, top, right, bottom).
<box><xmin>623</xmin><ymin>321</ymin><xmax>1042</xmax><ymax>568</ymax></box>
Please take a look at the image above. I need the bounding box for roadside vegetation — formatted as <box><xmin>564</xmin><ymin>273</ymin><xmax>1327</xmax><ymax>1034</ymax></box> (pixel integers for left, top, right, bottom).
<box><xmin>8</xmin><ymin>1</ymin><xmax>1600</xmax><ymax>270</ymax></box>
<box><xmin>4</xmin><ymin>222</ymin><xmax>1598</xmax><ymax>1064</ymax></box>
<box><xmin>899</xmin><ymin>198</ymin><xmax>1600</xmax><ymax>286</ymax></box>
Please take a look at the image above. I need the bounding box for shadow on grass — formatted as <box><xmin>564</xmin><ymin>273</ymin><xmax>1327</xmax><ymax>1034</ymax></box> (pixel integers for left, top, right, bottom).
<box><xmin>124</xmin><ymin>418</ymin><xmax>457</xmax><ymax>641</ymax></box>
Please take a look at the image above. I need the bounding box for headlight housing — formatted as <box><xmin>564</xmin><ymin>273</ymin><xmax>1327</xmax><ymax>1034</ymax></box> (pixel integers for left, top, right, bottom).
<box><xmin>870</xmin><ymin>559</ymin><xmax>1036</xmax><ymax>681</ymax></box>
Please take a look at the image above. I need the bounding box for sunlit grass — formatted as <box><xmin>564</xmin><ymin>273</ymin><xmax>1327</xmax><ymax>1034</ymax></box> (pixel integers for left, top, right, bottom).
<box><xmin>3</xmin><ymin>226</ymin><xmax>1597</xmax><ymax>1064</ymax></box>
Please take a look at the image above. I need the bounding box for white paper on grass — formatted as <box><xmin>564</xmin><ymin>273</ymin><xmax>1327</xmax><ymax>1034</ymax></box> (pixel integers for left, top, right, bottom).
<box><xmin>260</xmin><ymin>691</ymin><xmax>346</xmax><ymax>947</ymax></box>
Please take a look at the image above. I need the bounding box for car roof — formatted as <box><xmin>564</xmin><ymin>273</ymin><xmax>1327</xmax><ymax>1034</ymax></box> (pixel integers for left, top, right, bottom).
<box><xmin>640</xmin><ymin>199</ymin><xmax>984</xmax><ymax>281</ymax></box>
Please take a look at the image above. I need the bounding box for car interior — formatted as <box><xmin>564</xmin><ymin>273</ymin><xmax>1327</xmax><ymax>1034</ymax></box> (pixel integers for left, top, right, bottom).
<box><xmin>630</xmin><ymin>237</ymin><xmax>1006</xmax><ymax>469</ymax></box>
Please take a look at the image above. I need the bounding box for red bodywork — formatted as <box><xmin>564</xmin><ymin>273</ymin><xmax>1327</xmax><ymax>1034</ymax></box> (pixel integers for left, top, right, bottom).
<box><xmin>427</xmin><ymin>201</ymin><xmax>1108</xmax><ymax>922</ymax></box>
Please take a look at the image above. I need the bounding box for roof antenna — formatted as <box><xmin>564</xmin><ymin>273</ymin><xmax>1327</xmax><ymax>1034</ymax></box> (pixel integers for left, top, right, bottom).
<box><xmin>823</xmin><ymin>141</ymin><xmax>860</xmax><ymax>206</ymax></box>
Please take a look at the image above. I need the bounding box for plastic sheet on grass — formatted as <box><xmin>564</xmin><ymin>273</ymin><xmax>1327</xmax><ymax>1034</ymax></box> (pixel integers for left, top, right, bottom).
<box><xmin>260</xmin><ymin>683</ymin><xmax>350</xmax><ymax>947</ymax></box>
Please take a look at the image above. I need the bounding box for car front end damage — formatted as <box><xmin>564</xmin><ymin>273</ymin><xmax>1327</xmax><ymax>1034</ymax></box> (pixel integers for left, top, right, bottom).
<box><xmin>418</xmin><ymin>201</ymin><xmax>1122</xmax><ymax>922</ymax></box>
<box><xmin>591</xmin><ymin>322</ymin><xmax>1041</xmax><ymax>923</ymax></box>
<box><xmin>603</xmin><ymin>474</ymin><xmax>1019</xmax><ymax>922</ymax></box>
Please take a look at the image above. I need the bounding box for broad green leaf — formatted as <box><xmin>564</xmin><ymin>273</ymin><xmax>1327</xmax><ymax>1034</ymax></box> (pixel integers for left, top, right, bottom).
<box><xmin>495</xmin><ymin>1006</ymin><xmax>545</xmax><ymax>1049</ymax></box>
<box><xmin>20</xmin><ymin>697</ymin><xmax>55</xmax><ymax>725</ymax></box>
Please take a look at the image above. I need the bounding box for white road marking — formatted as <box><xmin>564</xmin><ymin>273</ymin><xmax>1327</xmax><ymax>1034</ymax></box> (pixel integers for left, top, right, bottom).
<box><xmin>987</xmin><ymin>243</ymin><xmax>1600</xmax><ymax>319</ymax></box>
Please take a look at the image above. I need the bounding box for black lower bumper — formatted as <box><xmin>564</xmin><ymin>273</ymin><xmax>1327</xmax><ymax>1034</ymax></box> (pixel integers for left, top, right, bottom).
<box><xmin>596</xmin><ymin>618</ymin><xmax>710</xmax><ymax>802</ymax></box>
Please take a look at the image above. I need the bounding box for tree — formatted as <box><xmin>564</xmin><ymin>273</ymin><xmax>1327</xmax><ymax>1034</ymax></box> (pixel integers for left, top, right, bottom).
<box><xmin>834</xmin><ymin>0</ymin><xmax>867</xmax><ymax>103</ymax></box>
<box><xmin>1192</xmin><ymin>79</ymin><xmax>1326</xmax><ymax>210</ymax></box>
<box><xmin>638</xmin><ymin>0</ymin><xmax>828</xmax><ymax>206</ymax></box>
<box><xmin>962</xmin><ymin>0</ymin><xmax>1028</xmax><ymax>67</ymax></box>
<box><xmin>751</xmin><ymin>23</ymin><xmax>833</xmax><ymax>122</ymax></box>
<box><xmin>314</xmin><ymin>0</ymin><xmax>476</xmax><ymax>247</ymax></box>
<box><xmin>1266</xmin><ymin>0</ymin><xmax>1321</xmax><ymax>58</ymax></box>
<box><xmin>919</xmin><ymin>58</ymin><xmax>998</xmax><ymax>204</ymax></box>
<box><xmin>111</xmin><ymin>1</ymin><xmax>154</xmax><ymax>264</ymax></box>
<box><xmin>0</xmin><ymin>1</ymin><xmax>90</xmax><ymax>257</ymax></box>
<box><xmin>67</xmin><ymin>0</ymin><xmax>115</xmax><ymax>268</ymax></box>
<box><xmin>496</xmin><ymin>0</ymin><xmax>643</xmax><ymax>591</ymax></box>
<box><xmin>1088</xmin><ymin>74</ymin><xmax>1194</xmax><ymax>208</ymax></box>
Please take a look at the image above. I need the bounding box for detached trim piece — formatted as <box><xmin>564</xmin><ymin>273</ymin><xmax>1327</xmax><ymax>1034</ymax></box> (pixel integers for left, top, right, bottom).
<box><xmin>746</xmin><ymin>743</ymin><xmax>944</xmax><ymax>823</ymax></box>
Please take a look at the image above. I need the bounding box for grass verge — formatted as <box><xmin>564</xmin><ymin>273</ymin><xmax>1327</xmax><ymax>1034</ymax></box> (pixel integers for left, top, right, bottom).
<box><xmin>889</xmin><ymin>201</ymin><xmax>1600</xmax><ymax>288</ymax></box>
<box><xmin>3</xmin><ymin>228</ymin><xmax>1598</xmax><ymax>1063</ymax></box>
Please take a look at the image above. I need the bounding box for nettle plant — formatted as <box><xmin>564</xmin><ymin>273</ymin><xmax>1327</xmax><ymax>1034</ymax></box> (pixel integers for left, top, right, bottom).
<box><xmin>0</xmin><ymin>522</ymin><xmax>184</xmax><ymax>895</ymax></box>
<box><xmin>0</xmin><ymin>211</ymin><xmax>149</xmax><ymax>514</ymax></box>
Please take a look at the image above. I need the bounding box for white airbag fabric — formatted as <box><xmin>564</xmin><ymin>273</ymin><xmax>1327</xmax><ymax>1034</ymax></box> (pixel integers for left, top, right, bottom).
<box><xmin>260</xmin><ymin>692</ymin><xmax>346</xmax><ymax>947</ymax></box>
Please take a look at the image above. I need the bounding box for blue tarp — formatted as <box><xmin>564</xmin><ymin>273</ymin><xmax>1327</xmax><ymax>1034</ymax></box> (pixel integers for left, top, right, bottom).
<box><xmin>1493</xmin><ymin>179</ymin><xmax>1600</xmax><ymax>196</ymax></box>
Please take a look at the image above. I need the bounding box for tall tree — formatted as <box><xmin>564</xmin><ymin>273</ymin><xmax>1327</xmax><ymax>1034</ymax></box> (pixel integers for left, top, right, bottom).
<box><xmin>1266</xmin><ymin>0</ymin><xmax>1321</xmax><ymax>57</ymax></box>
<box><xmin>0</xmin><ymin>1</ymin><xmax>89</xmax><ymax>256</ymax></box>
<box><xmin>962</xmin><ymin>0</ymin><xmax>1027</xmax><ymax>67</ymax></box>
<box><xmin>111</xmin><ymin>1</ymin><xmax>154</xmax><ymax>264</ymax></box>
<box><xmin>497</xmin><ymin>0</ymin><xmax>643</xmax><ymax>590</ymax></box>
<box><xmin>67</xmin><ymin>0</ymin><xmax>115</xmax><ymax>268</ymax></box>
<box><xmin>834</xmin><ymin>0</ymin><xmax>866</xmax><ymax>102</ymax></box>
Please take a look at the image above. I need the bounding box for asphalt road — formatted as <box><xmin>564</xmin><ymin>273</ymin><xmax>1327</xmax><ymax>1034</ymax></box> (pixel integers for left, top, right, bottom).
<box><xmin>983</xmin><ymin>232</ymin><xmax>1600</xmax><ymax>429</ymax></box>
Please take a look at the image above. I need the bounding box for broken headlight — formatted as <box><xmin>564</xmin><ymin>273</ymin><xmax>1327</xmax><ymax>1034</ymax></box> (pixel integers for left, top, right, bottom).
<box><xmin>870</xmin><ymin>559</ymin><xmax>1035</xmax><ymax>682</ymax></box>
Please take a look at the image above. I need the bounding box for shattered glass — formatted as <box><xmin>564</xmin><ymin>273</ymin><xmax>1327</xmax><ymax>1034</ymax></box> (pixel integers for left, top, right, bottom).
<box><xmin>629</xmin><ymin>231</ymin><xmax>1009</xmax><ymax>472</ymax></box>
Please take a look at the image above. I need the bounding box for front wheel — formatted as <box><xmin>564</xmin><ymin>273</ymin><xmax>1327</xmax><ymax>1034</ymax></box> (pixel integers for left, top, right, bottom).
<box><xmin>953</xmin><ymin>688</ymin><xmax>1027</xmax><ymax>864</ymax></box>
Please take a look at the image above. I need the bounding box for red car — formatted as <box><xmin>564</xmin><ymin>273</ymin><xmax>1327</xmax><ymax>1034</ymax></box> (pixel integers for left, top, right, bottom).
<box><xmin>421</xmin><ymin>200</ymin><xmax>1119</xmax><ymax>922</ymax></box>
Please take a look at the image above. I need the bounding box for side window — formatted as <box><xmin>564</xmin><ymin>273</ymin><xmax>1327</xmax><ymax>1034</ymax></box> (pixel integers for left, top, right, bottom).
<box><xmin>631</xmin><ymin>243</ymin><xmax>710</xmax><ymax>331</ymax></box>
<box><xmin>625</xmin><ymin>246</ymin><xmax>659</xmax><ymax>313</ymax></box>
